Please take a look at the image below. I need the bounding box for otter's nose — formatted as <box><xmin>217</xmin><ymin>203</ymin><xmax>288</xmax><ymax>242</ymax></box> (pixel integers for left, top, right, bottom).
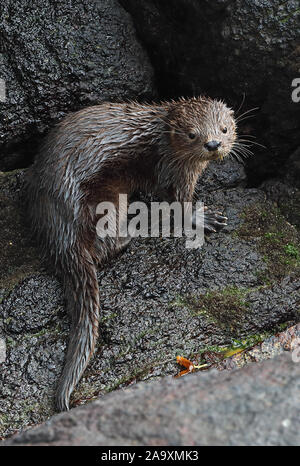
<box><xmin>204</xmin><ymin>140</ymin><xmax>221</xmax><ymax>152</ymax></box>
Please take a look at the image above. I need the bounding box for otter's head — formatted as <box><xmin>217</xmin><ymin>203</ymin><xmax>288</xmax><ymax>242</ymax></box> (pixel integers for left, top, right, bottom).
<box><xmin>167</xmin><ymin>97</ymin><xmax>236</xmax><ymax>164</ymax></box>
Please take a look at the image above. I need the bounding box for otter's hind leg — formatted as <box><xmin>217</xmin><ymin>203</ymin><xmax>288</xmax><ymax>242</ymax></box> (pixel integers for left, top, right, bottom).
<box><xmin>94</xmin><ymin>192</ymin><xmax>131</xmax><ymax>264</ymax></box>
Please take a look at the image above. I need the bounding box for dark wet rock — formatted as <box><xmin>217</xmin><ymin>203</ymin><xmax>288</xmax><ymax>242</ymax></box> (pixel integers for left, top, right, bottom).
<box><xmin>1</xmin><ymin>274</ymin><xmax>64</xmax><ymax>335</ymax></box>
<box><xmin>0</xmin><ymin>0</ymin><xmax>155</xmax><ymax>170</ymax></box>
<box><xmin>284</xmin><ymin>147</ymin><xmax>300</xmax><ymax>190</ymax></box>
<box><xmin>261</xmin><ymin>146</ymin><xmax>300</xmax><ymax>229</ymax></box>
<box><xmin>121</xmin><ymin>0</ymin><xmax>300</xmax><ymax>183</ymax></box>
<box><xmin>3</xmin><ymin>353</ymin><xmax>300</xmax><ymax>446</ymax></box>
<box><xmin>0</xmin><ymin>161</ymin><xmax>299</xmax><ymax>439</ymax></box>
<box><xmin>196</xmin><ymin>158</ymin><xmax>247</xmax><ymax>195</ymax></box>
<box><xmin>0</xmin><ymin>170</ymin><xmax>41</xmax><ymax>303</ymax></box>
<box><xmin>263</xmin><ymin>179</ymin><xmax>300</xmax><ymax>229</ymax></box>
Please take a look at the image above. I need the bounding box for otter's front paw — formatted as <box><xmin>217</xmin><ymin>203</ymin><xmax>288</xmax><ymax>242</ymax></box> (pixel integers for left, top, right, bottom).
<box><xmin>203</xmin><ymin>207</ymin><xmax>227</xmax><ymax>233</ymax></box>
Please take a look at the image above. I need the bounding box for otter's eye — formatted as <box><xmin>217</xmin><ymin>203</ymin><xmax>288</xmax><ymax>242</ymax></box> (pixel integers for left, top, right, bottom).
<box><xmin>188</xmin><ymin>132</ymin><xmax>196</xmax><ymax>140</ymax></box>
<box><xmin>222</xmin><ymin>127</ymin><xmax>228</xmax><ymax>134</ymax></box>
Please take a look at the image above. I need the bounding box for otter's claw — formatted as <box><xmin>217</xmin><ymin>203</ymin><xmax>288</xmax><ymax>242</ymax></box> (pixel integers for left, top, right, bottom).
<box><xmin>204</xmin><ymin>208</ymin><xmax>227</xmax><ymax>233</ymax></box>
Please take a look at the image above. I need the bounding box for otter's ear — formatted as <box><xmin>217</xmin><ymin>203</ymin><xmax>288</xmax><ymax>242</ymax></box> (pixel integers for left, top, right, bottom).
<box><xmin>229</xmin><ymin>109</ymin><xmax>234</xmax><ymax>116</ymax></box>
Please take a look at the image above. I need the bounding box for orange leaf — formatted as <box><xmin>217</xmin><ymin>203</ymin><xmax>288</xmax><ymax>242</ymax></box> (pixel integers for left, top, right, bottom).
<box><xmin>176</xmin><ymin>356</ymin><xmax>194</xmax><ymax>371</ymax></box>
<box><xmin>174</xmin><ymin>368</ymin><xmax>190</xmax><ymax>378</ymax></box>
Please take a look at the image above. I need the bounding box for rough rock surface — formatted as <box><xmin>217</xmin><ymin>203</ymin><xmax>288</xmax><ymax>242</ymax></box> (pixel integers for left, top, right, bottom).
<box><xmin>0</xmin><ymin>158</ymin><xmax>299</xmax><ymax>440</ymax></box>
<box><xmin>261</xmin><ymin>146</ymin><xmax>300</xmax><ymax>229</ymax></box>
<box><xmin>0</xmin><ymin>0</ymin><xmax>155</xmax><ymax>170</ymax></box>
<box><xmin>3</xmin><ymin>353</ymin><xmax>300</xmax><ymax>446</ymax></box>
<box><xmin>121</xmin><ymin>0</ymin><xmax>300</xmax><ymax>183</ymax></box>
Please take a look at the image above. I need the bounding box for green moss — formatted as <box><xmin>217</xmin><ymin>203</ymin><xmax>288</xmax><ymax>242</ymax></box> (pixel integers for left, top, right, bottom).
<box><xmin>237</xmin><ymin>203</ymin><xmax>300</xmax><ymax>283</ymax></box>
<box><xmin>0</xmin><ymin>413</ymin><xmax>10</xmax><ymax>428</ymax></box>
<box><xmin>279</xmin><ymin>8</ymin><xmax>300</xmax><ymax>23</ymax></box>
<box><xmin>276</xmin><ymin>321</ymin><xmax>291</xmax><ymax>332</ymax></box>
<box><xmin>74</xmin><ymin>358</ymin><xmax>160</xmax><ymax>405</ymax></box>
<box><xmin>99</xmin><ymin>312</ymin><xmax>117</xmax><ymax>324</ymax></box>
<box><xmin>279</xmin><ymin>195</ymin><xmax>300</xmax><ymax>230</ymax></box>
<box><xmin>180</xmin><ymin>322</ymin><xmax>292</xmax><ymax>365</ymax></box>
<box><xmin>17</xmin><ymin>322</ymin><xmax>66</xmax><ymax>346</ymax></box>
<box><xmin>0</xmin><ymin>398</ymin><xmax>53</xmax><ymax>438</ymax></box>
<box><xmin>176</xmin><ymin>286</ymin><xmax>250</xmax><ymax>334</ymax></box>
<box><xmin>284</xmin><ymin>243</ymin><xmax>300</xmax><ymax>260</ymax></box>
<box><xmin>24</xmin><ymin>328</ymin><xmax>49</xmax><ymax>339</ymax></box>
<box><xmin>228</xmin><ymin>332</ymin><xmax>272</xmax><ymax>351</ymax></box>
<box><xmin>194</xmin><ymin>332</ymin><xmax>271</xmax><ymax>358</ymax></box>
<box><xmin>71</xmin><ymin>383</ymin><xmax>101</xmax><ymax>407</ymax></box>
<box><xmin>5</xmin><ymin>336</ymin><xmax>15</xmax><ymax>348</ymax></box>
<box><xmin>106</xmin><ymin>363</ymin><xmax>157</xmax><ymax>393</ymax></box>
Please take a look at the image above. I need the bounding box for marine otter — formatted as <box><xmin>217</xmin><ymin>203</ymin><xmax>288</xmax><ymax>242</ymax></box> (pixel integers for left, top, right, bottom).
<box><xmin>26</xmin><ymin>96</ymin><xmax>237</xmax><ymax>411</ymax></box>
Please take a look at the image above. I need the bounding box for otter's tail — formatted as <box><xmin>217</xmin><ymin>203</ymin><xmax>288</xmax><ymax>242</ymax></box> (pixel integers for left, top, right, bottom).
<box><xmin>56</xmin><ymin>247</ymin><xmax>100</xmax><ymax>412</ymax></box>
